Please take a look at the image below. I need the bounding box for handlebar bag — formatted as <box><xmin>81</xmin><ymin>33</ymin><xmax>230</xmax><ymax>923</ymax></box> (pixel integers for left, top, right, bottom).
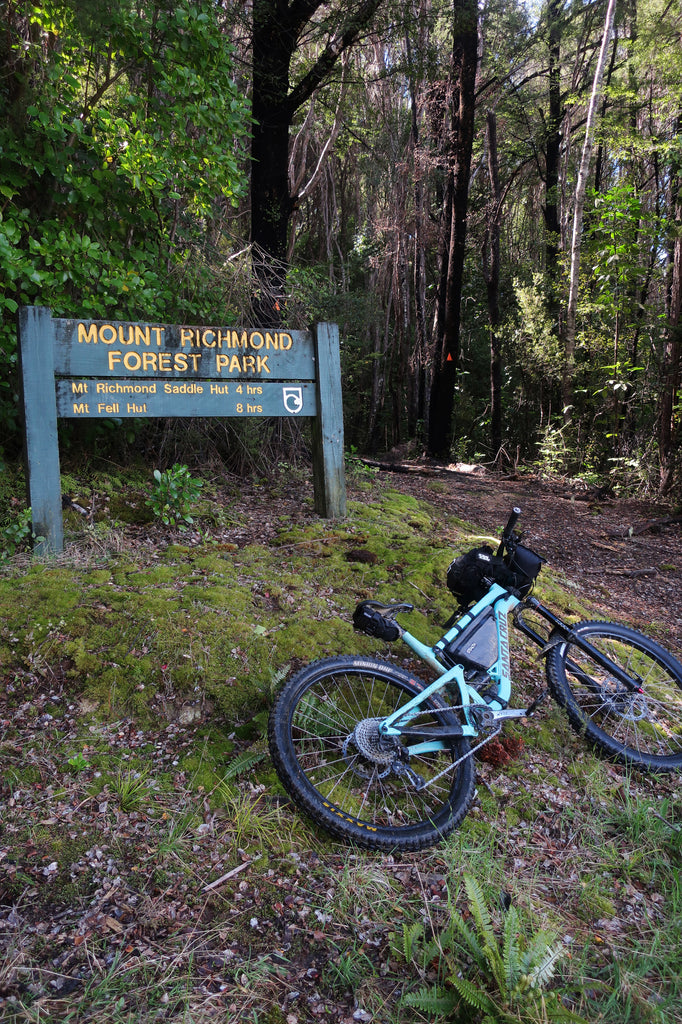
<box><xmin>447</xmin><ymin>542</ymin><xmax>543</xmax><ymax>607</ymax></box>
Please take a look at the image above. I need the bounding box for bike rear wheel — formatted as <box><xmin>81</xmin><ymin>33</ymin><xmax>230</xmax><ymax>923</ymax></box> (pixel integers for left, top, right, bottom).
<box><xmin>268</xmin><ymin>656</ymin><xmax>475</xmax><ymax>851</ymax></box>
<box><xmin>546</xmin><ymin>620</ymin><xmax>682</xmax><ymax>771</ymax></box>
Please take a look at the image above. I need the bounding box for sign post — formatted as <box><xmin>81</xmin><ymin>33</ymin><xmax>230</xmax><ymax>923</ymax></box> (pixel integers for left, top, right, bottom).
<box><xmin>18</xmin><ymin>307</ymin><xmax>346</xmax><ymax>553</ymax></box>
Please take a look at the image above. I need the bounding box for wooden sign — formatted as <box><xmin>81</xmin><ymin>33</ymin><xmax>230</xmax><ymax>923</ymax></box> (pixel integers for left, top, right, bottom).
<box><xmin>18</xmin><ymin>307</ymin><xmax>346</xmax><ymax>553</ymax></box>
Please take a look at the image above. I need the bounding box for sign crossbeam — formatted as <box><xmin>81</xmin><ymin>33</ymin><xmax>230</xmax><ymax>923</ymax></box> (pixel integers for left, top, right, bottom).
<box><xmin>18</xmin><ymin>308</ymin><xmax>346</xmax><ymax>553</ymax></box>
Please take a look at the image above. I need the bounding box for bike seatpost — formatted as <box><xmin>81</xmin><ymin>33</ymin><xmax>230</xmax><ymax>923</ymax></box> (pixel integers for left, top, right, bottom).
<box><xmin>497</xmin><ymin>507</ymin><xmax>521</xmax><ymax>556</ymax></box>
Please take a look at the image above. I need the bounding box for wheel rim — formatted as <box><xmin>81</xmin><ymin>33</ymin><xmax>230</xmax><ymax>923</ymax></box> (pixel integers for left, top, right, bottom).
<box><xmin>563</xmin><ymin>633</ymin><xmax>682</xmax><ymax>760</ymax></box>
<box><xmin>288</xmin><ymin>667</ymin><xmax>465</xmax><ymax>831</ymax></box>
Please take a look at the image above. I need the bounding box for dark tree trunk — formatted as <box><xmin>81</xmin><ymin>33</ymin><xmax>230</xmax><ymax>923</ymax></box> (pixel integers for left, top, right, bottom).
<box><xmin>544</xmin><ymin>0</ymin><xmax>562</xmax><ymax>274</ymax></box>
<box><xmin>250</xmin><ymin>0</ymin><xmax>384</xmax><ymax>323</ymax></box>
<box><xmin>427</xmin><ymin>0</ymin><xmax>479</xmax><ymax>458</ymax></box>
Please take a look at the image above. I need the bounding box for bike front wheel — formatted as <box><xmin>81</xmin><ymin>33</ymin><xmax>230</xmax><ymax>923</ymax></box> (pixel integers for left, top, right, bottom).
<box><xmin>268</xmin><ymin>656</ymin><xmax>475</xmax><ymax>851</ymax></box>
<box><xmin>546</xmin><ymin>620</ymin><xmax>682</xmax><ymax>771</ymax></box>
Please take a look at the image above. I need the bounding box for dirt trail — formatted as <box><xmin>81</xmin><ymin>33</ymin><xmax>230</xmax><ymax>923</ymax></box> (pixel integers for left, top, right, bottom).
<box><xmin>363</xmin><ymin>462</ymin><xmax>682</xmax><ymax>652</ymax></box>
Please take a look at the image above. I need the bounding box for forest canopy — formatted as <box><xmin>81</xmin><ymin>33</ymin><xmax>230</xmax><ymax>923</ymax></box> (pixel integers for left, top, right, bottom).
<box><xmin>1</xmin><ymin>0</ymin><xmax>682</xmax><ymax>494</ymax></box>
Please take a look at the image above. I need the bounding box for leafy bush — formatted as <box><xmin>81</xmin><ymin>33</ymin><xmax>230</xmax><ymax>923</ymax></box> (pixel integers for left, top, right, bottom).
<box><xmin>146</xmin><ymin>464</ymin><xmax>204</xmax><ymax>529</ymax></box>
<box><xmin>0</xmin><ymin>507</ymin><xmax>37</xmax><ymax>560</ymax></box>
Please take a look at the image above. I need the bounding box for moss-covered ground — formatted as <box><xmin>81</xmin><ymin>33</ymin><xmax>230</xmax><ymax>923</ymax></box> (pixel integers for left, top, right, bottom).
<box><xmin>1</xmin><ymin>461</ymin><xmax>681</xmax><ymax>1023</ymax></box>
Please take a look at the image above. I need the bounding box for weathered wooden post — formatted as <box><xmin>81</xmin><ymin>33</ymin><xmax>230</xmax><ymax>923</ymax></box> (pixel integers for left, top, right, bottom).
<box><xmin>311</xmin><ymin>323</ymin><xmax>346</xmax><ymax>518</ymax></box>
<box><xmin>17</xmin><ymin>308</ymin><xmax>346</xmax><ymax>553</ymax></box>
<box><xmin>17</xmin><ymin>306</ymin><xmax>64</xmax><ymax>554</ymax></box>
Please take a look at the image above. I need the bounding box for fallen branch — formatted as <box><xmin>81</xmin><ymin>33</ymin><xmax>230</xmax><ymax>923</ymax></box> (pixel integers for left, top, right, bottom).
<box><xmin>203</xmin><ymin>859</ymin><xmax>251</xmax><ymax>892</ymax></box>
<box><xmin>609</xmin><ymin>515</ymin><xmax>682</xmax><ymax>538</ymax></box>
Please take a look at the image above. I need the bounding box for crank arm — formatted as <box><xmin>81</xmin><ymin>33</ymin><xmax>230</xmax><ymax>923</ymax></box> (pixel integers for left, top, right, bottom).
<box><xmin>489</xmin><ymin>708</ymin><xmax>531</xmax><ymax>721</ymax></box>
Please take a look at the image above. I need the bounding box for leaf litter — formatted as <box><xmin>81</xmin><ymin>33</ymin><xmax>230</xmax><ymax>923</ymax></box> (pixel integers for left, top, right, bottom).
<box><xmin>1</xmin><ymin>464</ymin><xmax>682</xmax><ymax>1022</ymax></box>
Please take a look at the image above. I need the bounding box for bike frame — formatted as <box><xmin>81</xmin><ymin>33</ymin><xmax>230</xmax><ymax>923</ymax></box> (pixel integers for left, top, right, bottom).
<box><xmin>379</xmin><ymin>587</ymin><xmax>646</xmax><ymax>757</ymax></box>
<box><xmin>379</xmin><ymin>583</ymin><xmax>525</xmax><ymax>753</ymax></box>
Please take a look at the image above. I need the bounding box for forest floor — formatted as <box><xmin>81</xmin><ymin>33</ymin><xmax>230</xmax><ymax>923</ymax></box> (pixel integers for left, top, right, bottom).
<box><xmin>364</xmin><ymin>457</ymin><xmax>682</xmax><ymax>649</ymax></box>
<box><xmin>1</xmin><ymin>460</ymin><xmax>682</xmax><ymax>1024</ymax></box>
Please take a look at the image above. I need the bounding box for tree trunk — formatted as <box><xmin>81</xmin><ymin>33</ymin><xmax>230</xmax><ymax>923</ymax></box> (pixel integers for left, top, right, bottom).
<box><xmin>544</xmin><ymin>0</ymin><xmax>562</xmax><ymax>279</ymax></box>
<box><xmin>428</xmin><ymin>0</ymin><xmax>479</xmax><ymax>458</ymax></box>
<box><xmin>406</xmin><ymin>5</ymin><xmax>428</xmax><ymax>438</ymax></box>
<box><xmin>250</xmin><ymin>0</ymin><xmax>384</xmax><ymax>323</ymax></box>
<box><xmin>563</xmin><ymin>0</ymin><xmax>618</xmax><ymax>419</ymax></box>
<box><xmin>482</xmin><ymin>110</ymin><xmax>502</xmax><ymax>460</ymax></box>
<box><xmin>660</xmin><ymin>117</ymin><xmax>682</xmax><ymax>491</ymax></box>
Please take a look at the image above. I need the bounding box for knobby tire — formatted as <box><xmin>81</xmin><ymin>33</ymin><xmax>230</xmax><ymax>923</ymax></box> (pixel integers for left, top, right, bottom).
<box><xmin>546</xmin><ymin>620</ymin><xmax>682</xmax><ymax>771</ymax></box>
<box><xmin>268</xmin><ymin>656</ymin><xmax>475</xmax><ymax>851</ymax></box>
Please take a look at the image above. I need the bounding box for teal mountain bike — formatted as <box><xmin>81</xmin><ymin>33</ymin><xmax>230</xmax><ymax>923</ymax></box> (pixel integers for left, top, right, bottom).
<box><xmin>268</xmin><ymin>509</ymin><xmax>682</xmax><ymax>850</ymax></box>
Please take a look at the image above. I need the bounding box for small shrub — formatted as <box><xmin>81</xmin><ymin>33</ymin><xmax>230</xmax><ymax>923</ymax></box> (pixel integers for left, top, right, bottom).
<box><xmin>146</xmin><ymin>464</ymin><xmax>203</xmax><ymax>529</ymax></box>
<box><xmin>1</xmin><ymin>507</ymin><xmax>38</xmax><ymax>559</ymax></box>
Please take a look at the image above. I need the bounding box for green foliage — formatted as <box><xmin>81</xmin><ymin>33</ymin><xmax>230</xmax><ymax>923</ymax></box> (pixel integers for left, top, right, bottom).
<box><xmin>0</xmin><ymin>507</ymin><xmax>38</xmax><ymax>560</ymax></box>
<box><xmin>146</xmin><ymin>464</ymin><xmax>204</xmax><ymax>529</ymax></box>
<box><xmin>0</xmin><ymin>0</ymin><xmax>250</xmax><ymax>451</ymax></box>
<box><xmin>401</xmin><ymin>874</ymin><xmax>587</xmax><ymax>1023</ymax></box>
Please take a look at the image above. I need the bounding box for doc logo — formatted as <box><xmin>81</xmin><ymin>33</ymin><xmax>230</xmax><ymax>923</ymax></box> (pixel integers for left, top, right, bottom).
<box><xmin>282</xmin><ymin>386</ymin><xmax>303</xmax><ymax>414</ymax></box>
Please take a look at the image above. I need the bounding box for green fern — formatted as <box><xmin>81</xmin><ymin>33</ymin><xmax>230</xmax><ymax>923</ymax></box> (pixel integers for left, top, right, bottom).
<box><xmin>398</xmin><ymin>872</ymin><xmax>590</xmax><ymax>1024</ymax></box>
<box><xmin>402</xmin><ymin>984</ymin><xmax>458</xmax><ymax>1015</ymax></box>
<box><xmin>222</xmin><ymin>744</ymin><xmax>267</xmax><ymax>782</ymax></box>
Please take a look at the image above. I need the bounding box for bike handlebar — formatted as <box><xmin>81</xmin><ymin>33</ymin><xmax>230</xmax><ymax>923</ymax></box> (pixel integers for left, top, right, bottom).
<box><xmin>497</xmin><ymin>507</ymin><xmax>522</xmax><ymax>557</ymax></box>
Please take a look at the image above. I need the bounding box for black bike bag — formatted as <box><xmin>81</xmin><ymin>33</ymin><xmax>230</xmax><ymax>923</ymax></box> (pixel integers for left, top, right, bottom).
<box><xmin>352</xmin><ymin>601</ymin><xmax>401</xmax><ymax>642</ymax></box>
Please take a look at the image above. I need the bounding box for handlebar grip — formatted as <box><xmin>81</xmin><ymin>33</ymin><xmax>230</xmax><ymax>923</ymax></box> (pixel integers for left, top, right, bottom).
<box><xmin>503</xmin><ymin>507</ymin><xmax>522</xmax><ymax>537</ymax></box>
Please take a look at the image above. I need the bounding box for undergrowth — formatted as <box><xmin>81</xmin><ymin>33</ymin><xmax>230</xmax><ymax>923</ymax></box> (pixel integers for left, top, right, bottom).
<box><xmin>0</xmin><ymin>463</ymin><xmax>681</xmax><ymax>1023</ymax></box>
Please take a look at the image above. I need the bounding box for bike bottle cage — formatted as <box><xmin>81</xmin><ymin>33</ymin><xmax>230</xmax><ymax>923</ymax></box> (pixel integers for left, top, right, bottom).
<box><xmin>352</xmin><ymin>601</ymin><xmax>413</xmax><ymax>642</ymax></box>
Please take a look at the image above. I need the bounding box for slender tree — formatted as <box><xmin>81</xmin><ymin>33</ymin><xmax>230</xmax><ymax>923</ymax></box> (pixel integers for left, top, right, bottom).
<box><xmin>428</xmin><ymin>0</ymin><xmax>479</xmax><ymax>457</ymax></box>
<box><xmin>250</xmin><ymin>0</ymin><xmax>385</xmax><ymax>322</ymax></box>
<box><xmin>563</xmin><ymin>0</ymin><xmax>618</xmax><ymax>417</ymax></box>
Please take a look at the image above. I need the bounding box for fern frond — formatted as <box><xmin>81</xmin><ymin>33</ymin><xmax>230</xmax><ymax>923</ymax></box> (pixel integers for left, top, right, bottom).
<box><xmin>519</xmin><ymin>929</ymin><xmax>557</xmax><ymax>978</ymax></box>
<box><xmin>399</xmin><ymin>920</ymin><xmax>425</xmax><ymax>964</ymax></box>
<box><xmin>452</xmin><ymin>907</ymin><xmax>487</xmax><ymax>968</ymax></box>
<box><xmin>464</xmin><ymin>873</ymin><xmax>497</xmax><ymax>949</ymax></box>
<box><xmin>448</xmin><ymin>974</ymin><xmax>498</xmax><ymax>1015</ymax></box>
<box><xmin>402</xmin><ymin>984</ymin><xmax>458</xmax><ymax>1014</ymax></box>
<box><xmin>502</xmin><ymin>906</ymin><xmax>521</xmax><ymax>992</ymax></box>
<box><xmin>222</xmin><ymin>745</ymin><xmax>267</xmax><ymax>781</ymax></box>
<box><xmin>526</xmin><ymin>942</ymin><xmax>563</xmax><ymax>989</ymax></box>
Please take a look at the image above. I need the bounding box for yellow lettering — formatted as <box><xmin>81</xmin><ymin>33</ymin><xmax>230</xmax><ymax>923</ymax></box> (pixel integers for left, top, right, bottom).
<box><xmin>256</xmin><ymin>355</ymin><xmax>270</xmax><ymax>373</ymax></box>
<box><xmin>77</xmin><ymin>323</ymin><xmax>98</xmax><ymax>344</ymax></box>
<box><xmin>231</xmin><ymin>330</ymin><xmax>248</xmax><ymax>349</ymax></box>
<box><xmin>229</xmin><ymin>355</ymin><xmax>242</xmax><ymax>373</ymax></box>
<box><xmin>264</xmin><ymin>332</ymin><xmax>278</xmax><ymax>349</ymax></box>
<box><xmin>243</xmin><ymin>355</ymin><xmax>256</xmax><ymax>373</ymax></box>
<box><xmin>201</xmin><ymin>330</ymin><xmax>216</xmax><ymax>348</ymax></box>
<box><xmin>174</xmin><ymin>352</ymin><xmax>188</xmax><ymax>373</ymax></box>
<box><xmin>250</xmin><ymin>332</ymin><xmax>264</xmax><ymax>349</ymax></box>
<box><xmin>216</xmin><ymin>354</ymin><xmax>229</xmax><ymax>373</ymax></box>
<box><xmin>186</xmin><ymin>353</ymin><xmax>202</xmax><ymax>371</ymax></box>
<box><xmin>72</xmin><ymin>403</ymin><xmax>89</xmax><ymax>414</ymax></box>
<box><xmin>71</xmin><ymin>381</ymin><xmax>87</xmax><ymax>394</ymax></box>
<box><xmin>158</xmin><ymin>352</ymin><xmax>172</xmax><ymax>372</ymax></box>
<box><xmin>123</xmin><ymin>351</ymin><xmax>142</xmax><ymax>371</ymax></box>
<box><xmin>135</xmin><ymin>325</ymin><xmax>151</xmax><ymax>346</ymax></box>
<box><xmin>279</xmin><ymin>332</ymin><xmax>293</xmax><ymax>350</ymax></box>
<box><xmin>152</xmin><ymin>327</ymin><xmax>164</xmax><ymax>347</ymax></box>
<box><xmin>99</xmin><ymin>324</ymin><xmax>117</xmax><ymax>344</ymax></box>
<box><xmin>118</xmin><ymin>325</ymin><xmax>134</xmax><ymax>345</ymax></box>
<box><xmin>108</xmin><ymin>351</ymin><xmax>122</xmax><ymax>370</ymax></box>
<box><xmin>142</xmin><ymin>352</ymin><xmax>158</xmax><ymax>372</ymax></box>
<box><xmin>180</xmin><ymin>328</ymin><xmax>194</xmax><ymax>348</ymax></box>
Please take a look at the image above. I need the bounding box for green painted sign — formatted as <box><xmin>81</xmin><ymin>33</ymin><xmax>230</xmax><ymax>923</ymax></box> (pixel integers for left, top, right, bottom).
<box><xmin>55</xmin><ymin>380</ymin><xmax>316</xmax><ymax>418</ymax></box>
<box><xmin>18</xmin><ymin>307</ymin><xmax>346</xmax><ymax>553</ymax></box>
